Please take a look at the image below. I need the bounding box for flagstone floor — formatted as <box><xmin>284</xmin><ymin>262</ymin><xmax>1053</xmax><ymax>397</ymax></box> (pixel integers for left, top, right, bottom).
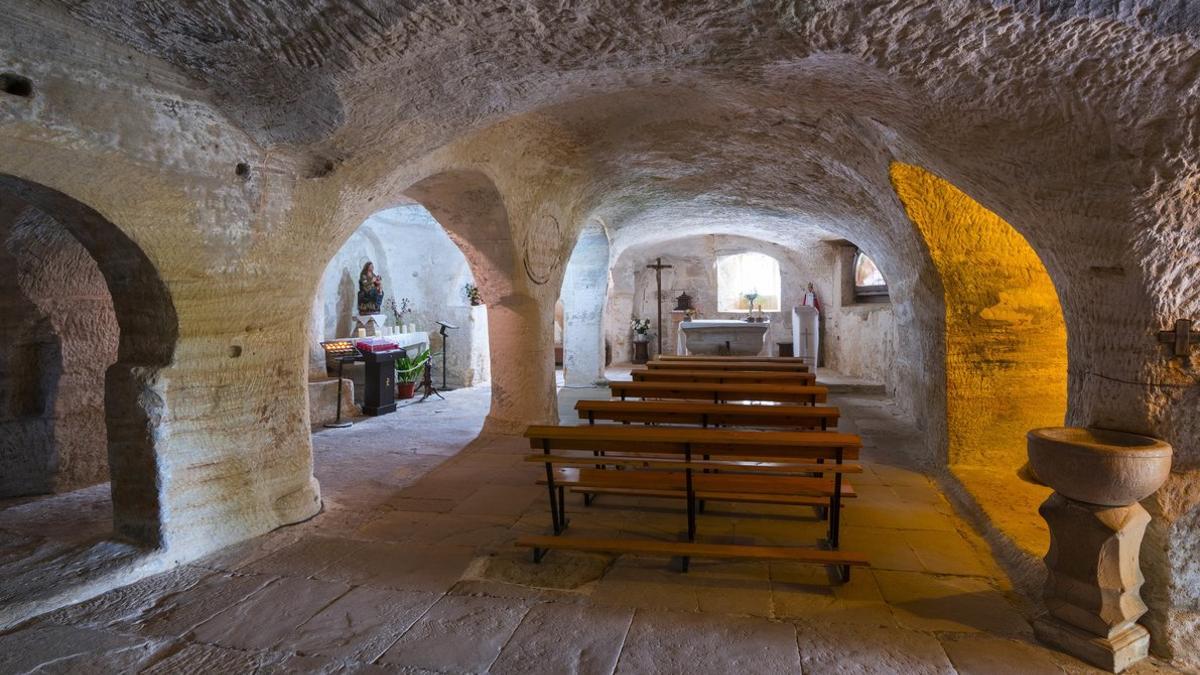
<box><xmin>0</xmin><ymin>374</ymin><xmax>1181</xmax><ymax>674</ymax></box>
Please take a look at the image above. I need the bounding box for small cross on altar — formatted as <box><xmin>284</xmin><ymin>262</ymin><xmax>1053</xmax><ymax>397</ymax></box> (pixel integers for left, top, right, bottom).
<box><xmin>1157</xmin><ymin>319</ymin><xmax>1200</xmax><ymax>361</ymax></box>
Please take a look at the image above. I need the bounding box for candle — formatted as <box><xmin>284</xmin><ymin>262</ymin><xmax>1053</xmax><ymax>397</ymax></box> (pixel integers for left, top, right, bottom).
<box><xmin>356</xmin><ymin>328</ymin><xmax>366</xmax><ymax>338</ymax></box>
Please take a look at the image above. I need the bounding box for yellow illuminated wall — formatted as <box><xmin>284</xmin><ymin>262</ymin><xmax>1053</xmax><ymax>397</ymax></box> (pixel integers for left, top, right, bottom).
<box><xmin>891</xmin><ymin>163</ymin><xmax>1068</xmax><ymax>469</ymax></box>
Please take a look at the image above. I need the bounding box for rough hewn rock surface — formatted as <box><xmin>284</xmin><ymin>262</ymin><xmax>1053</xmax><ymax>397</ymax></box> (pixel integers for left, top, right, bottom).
<box><xmin>1</xmin><ymin>0</ymin><xmax>1198</xmax><ymax>666</ymax></box>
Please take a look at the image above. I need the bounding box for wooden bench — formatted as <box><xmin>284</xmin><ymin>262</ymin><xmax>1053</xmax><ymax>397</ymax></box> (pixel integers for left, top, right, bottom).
<box><xmin>632</xmin><ymin>369</ymin><xmax>817</xmax><ymax>386</ymax></box>
<box><xmin>646</xmin><ymin>360</ymin><xmax>809</xmax><ymax>373</ymax></box>
<box><xmin>522</xmin><ymin>424</ymin><xmax>864</xmax><ymax>579</ymax></box>
<box><xmin>658</xmin><ymin>355</ymin><xmax>810</xmax><ymax>364</ymax></box>
<box><xmin>576</xmin><ymin>399</ymin><xmax>839</xmax><ymax>430</ymax></box>
<box><xmin>515</xmin><ymin>536</ymin><xmax>868</xmax><ymax>579</ymax></box>
<box><xmin>610</xmin><ymin>381</ymin><xmax>828</xmax><ymax>405</ymax></box>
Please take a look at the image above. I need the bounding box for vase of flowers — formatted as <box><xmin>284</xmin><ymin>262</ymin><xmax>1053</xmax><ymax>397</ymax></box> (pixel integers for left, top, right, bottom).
<box><xmin>631</xmin><ymin>318</ymin><xmax>651</xmax><ymax>342</ymax></box>
<box><xmin>386</xmin><ymin>296</ymin><xmax>413</xmax><ymax>331</ymax></box>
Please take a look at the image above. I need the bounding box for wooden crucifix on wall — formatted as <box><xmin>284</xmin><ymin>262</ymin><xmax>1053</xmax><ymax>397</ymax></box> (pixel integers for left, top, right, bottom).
<box><xmin>646</xmin><ymin>257</ymin><xmax>673</xmax><ymax>356</ymax></box>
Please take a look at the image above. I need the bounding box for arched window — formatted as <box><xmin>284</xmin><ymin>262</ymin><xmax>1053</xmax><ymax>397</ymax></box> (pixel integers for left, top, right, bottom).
<box><xmin>716</xmin><ymin>252</ymin><xmax>781</xmax><ymax>312</ymax></box>
<box><xmin>853</xmin><ymin>250</ymin><xmax>889</xmax><ymax>302</ymax></box>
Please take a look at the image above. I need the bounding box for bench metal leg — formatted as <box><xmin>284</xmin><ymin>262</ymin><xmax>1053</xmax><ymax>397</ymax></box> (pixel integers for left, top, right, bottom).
<box><xmin>557</xmin><ymin>486</ymin><xmax>569</xmax><ymax>530</ymax></box>
<box><xmin>827</xmin><ymin>453</ymin><xmax>844</xmax><ymax>549</ymax></box>
<box><xmin>532</xmin><ymin>547</ymin><xmax>548</xmax><ymax>563</ymax></box>
<box><xmin>544</xmin><ymin>468</ymin><xmax>562</xmax><ymax>535</ymax></box>
<box><xmin>583</xmin><ymin>492</ymin><xmax>595</xmax><ymax>507</ymax></box>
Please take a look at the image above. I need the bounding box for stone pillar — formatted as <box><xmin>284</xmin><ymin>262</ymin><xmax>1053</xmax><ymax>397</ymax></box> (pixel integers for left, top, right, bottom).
<box><xmin>561</xmin><ymin>223</ymin><xmax>609</xmax><ymax>386</ymax></box>
<box><xmin>1034</xmin><ymin>493</ymin><xmax>1151</xmax><ymax>672</ymax></box>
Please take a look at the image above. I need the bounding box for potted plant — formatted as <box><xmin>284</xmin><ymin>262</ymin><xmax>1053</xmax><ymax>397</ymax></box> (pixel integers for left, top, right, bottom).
<box><xmin>395</xmin><ymin>347</ymin><xmax>431</xmax><ymax>399</ymax></box>
<box><xmin>631</xmin><ymin>318</ymin><xmax>652</xmax><ymax>342</ymax></box>
<box><xmin>464</xmin><ymin>283</ymin><xmax>483</xmax><ymax>306</ymax></box>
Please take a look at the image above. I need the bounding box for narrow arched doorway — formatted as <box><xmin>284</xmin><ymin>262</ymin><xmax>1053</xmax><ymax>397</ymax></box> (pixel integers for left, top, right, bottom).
<box><xmin>891</xmin><ymin>162</ymin><xmax>1069</xmax><ymax>558</ymax></box>
<box><xmin>0</xmin><ymin>175</ymin><xmax>176</xmax><ymax>548</ymax></box>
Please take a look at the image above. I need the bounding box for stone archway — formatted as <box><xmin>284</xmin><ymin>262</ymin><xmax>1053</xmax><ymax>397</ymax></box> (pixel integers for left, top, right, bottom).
<box><xmin>403</xmin><ymin>170</ymin><xmax>557</xmax><ymax>432</ymax></box>
<box><xmin>560</xmin><ymin>221</ymin><xmax>610</xmax><ymax>387</ymax></box>
<box><xmin>0</xmin><ymin>175</ymin><xmax>177</xmax><ymax>547</ymax></box>
<box><xmin>890</xmin><ymin>161</ymin><xmax>1069</xmax><ymax>551</ymax></box>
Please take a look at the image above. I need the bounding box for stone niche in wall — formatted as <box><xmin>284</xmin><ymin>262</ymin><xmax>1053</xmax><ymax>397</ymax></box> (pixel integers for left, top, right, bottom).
<box><xmin>309</xmin><ymin>205</ymin><xmax>490</xmax><ymax>390</ymax></box>
<box><xmin>0</xmin><ymin>203</ymin><xmax>118</xmax><ymax>497</ymax></box>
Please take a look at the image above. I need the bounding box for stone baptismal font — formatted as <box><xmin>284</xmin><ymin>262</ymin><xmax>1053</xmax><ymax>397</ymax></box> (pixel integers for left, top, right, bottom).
<box><xmin>1028</xmin><ymin>427</ymin><xmax>1173</xmax><ymax>673</ymax></box>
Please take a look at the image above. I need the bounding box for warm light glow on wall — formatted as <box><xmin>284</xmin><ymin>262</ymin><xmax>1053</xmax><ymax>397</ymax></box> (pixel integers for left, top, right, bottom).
<box><xmin>891</xmin><ymin>162</ymin><xmax>1068</xmax><ymax>470</ymax></box>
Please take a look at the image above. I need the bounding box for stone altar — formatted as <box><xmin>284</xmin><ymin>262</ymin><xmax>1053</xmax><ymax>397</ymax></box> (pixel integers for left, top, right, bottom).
<box><xmin>677</xmin><ymin>319</ymin><xmax>768</xmax><ymax>356</ymax></box>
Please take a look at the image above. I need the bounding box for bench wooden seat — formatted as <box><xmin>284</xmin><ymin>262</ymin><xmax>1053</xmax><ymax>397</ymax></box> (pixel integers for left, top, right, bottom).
<box><xmin>527</xmin><ymin>424</ymin><xmax>859</xmax><ymax>460</ymax></box>
<box><xmin>657</xmin><ymin>355</ymin><xmax>810</xmax><ymax>364</ymax></box>
<box><xmin>524</xmin><ymin>453</ymin><xmax>862</xmax><ymax>474</ymax></box>
<box><xmin>646</xmin><ymin>360</ymin><xmax>809</xmax><ymax>372</ymax></box>
<box><xmin>611</xmin><ymin>381</ymin><xmax>827</xmax><ymax>405</ymax></box>
<box><xmin>632</xmin><ymin>369</ymin><xmax>817</xmax><ymax>386</ymax></box>
<box><xmin>528</xmin><ymin>425</ymin><xmax>860</xmax><ymax>459</ymax></box>
<box><xmin>538</xmin><ymin>467</ymin><xmax>851</xmax><ymax>498</ymax></box>
<box><xmin>516</xmin><ymin>535</ymin><xmax>867</xmax><ymax>580</ymax></box>
<box><xmin>576</xmin><ymin>400</ymin><xmax>839</xmax><ymax>430</ymax></box>
<box><xmin>568</xmin><ymin>487</ymin><xmax>848</xmax><ymax>508</ymax></box>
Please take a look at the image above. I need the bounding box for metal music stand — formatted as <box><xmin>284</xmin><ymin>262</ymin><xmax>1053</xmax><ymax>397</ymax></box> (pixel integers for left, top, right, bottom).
<box><xmin>319</xmin><ymin>339</ymin><xmax>361</xmax><ymax>428</ymax></box>
<box><xmin>436</xmin><ymin>321</ymin><xmax>459</xmax><ymax>391</ymax></box>
<box><xmin>417</xmin><ymin>351</ymin><xmax>444</xmax><ymax>402</ymax></box>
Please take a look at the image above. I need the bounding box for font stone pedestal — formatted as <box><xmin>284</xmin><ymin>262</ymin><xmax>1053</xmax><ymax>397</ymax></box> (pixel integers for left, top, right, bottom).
<box><xmin>1033</xmin><ymin>492</ymin><xmax>1151</xmax><ymax>672</ymax></box>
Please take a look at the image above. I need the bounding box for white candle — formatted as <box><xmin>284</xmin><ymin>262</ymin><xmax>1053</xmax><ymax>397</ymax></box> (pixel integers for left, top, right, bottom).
<box><xmin>356</xmin><ymin>328</ymin><xmax>366</xmax><ymax>338</ymax></box>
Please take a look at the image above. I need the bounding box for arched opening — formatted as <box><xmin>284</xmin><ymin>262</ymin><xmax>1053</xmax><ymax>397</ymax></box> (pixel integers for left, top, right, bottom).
<box><xmin>308</xmin><ymin>204</ymin><xmax>492</xmax><ymax>428</ymax></box>
<box><xmin>0</xmin><ymin>175</ymin><xmax>176</xmax><ymax>549</ymax></box>
<box><xmin>404</xmin><ymin>170</ymin><xmax>557</xmax><ymax>432</ymax></box>
<box><xmin>890</xmin><ymin>162</ymin><xmax>1069</xmax><ymax>557</ymax></box>
<box><xmin>559</xmin><ymin>221</ymin><xmax>610</xmax><ymax>387</ymax></box>
<box><xmin>603</xmin><ymin>233</ymin><xmax>894</xmax><ymax>381</ymax></box>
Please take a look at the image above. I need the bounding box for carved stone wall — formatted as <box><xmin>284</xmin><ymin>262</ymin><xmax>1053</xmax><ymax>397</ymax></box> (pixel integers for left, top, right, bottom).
<box><xmin>0</xmin><ymin>202</ymin><xmax>118</xmax><ymax>498</ymax></box>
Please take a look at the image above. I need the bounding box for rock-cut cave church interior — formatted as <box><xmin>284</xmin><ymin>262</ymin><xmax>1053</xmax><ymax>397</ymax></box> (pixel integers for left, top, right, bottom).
<box><xmin>1</xmin><ymin>2</ymin><xmax>1198</xmax><ymax>673</ymax></box>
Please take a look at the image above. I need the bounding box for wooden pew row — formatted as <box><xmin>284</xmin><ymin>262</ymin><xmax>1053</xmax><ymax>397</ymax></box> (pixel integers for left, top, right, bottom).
<box><xmin>646</xmin><ymin>360</ymin><xmax>809</xmax><ymax>373</ymax></box>
<box><xmin>523</xmin><ymin>424</ymin><xmax>864</xmax><ymax>580</ymax></box>
<box><xmin>576</xmin><ymin>399</ymin><xmax>839</xmax><ymax>430</ymax></box>
<box><xmin>632</xmin><ymin>369</ymin><xmax>817</xmax><ymax>386</ymax></box>
<box><xmin>611</xmin><ymin>381</ymin><xmax>828</xmax><ymax>405</ymax></box>
<box><xmin>657</xmin><ymin>355</ymin><xmax>810</xmax><ymax>364</ymax></box>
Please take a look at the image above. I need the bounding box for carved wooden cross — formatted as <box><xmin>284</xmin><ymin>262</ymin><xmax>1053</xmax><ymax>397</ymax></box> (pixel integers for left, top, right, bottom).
<box><xmin>1157</xmin><ymin>319</ymin><xmax>1200</xmax><ymax>360</ymax></box>
<box><xmin>646</xmin><ymin>257</ymin><xmax>673</xmax><ymax>356</ymax></box>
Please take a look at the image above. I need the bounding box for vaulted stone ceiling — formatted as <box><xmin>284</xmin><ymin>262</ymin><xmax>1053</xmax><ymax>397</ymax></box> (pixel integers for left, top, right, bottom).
<box><xmin>39</xmin><ymin>1</ymin><xmax>1199</xmax><ymax>273</ymax></box>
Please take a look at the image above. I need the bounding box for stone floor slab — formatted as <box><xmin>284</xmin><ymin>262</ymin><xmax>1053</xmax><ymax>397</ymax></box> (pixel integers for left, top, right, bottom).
<box><xmin>489</xmin><ymin>601</ymin><xmax>634</xmax><ymax>675</ymax></box>
<box><xmin>795</xmin><ymin>620</ymin><xmax>956</xmax><ymax>674</ymax></box>
<box><xmin>189</xmin><ymin>576</ymin><xmax>349</xmax><ymax>650</ymax></box>
<box><xmin>0</xmin><ymin>624</ymin><xmax>150</xmax><ymax>673</ymax></box>
<box><xmin>275</xmin><ymin>585</ymin><xmax>440</xmax><ymax>662</ymax></box>
<box><xmin>938</xmin><ymin>634</ymin><xmax>1064</xmax><ymax>674</ymax></box>
<box><xmin>134</xmin><ymin>571</ymin><xmax>276</xmax><ymax>638</ymax></box>
<box><xmin>615</xmin><ymin>608</ymin><xmax>801</xmax><ymax>674</ymax></box>
<box><xmin>240</xmin><ymin>536</ymin><xmax>357</xmax><ymax>578</ymax></box>
<box><xmin>378</xmin><ymin>594</ymin><xmax>531</xmax><ymax>672</ymax></box>
<box><xmin>317</xmin><ymin>541</ymin><xmax>478</xmax><ymax>593</ymax></box>
<box><xmin>873</xmin><ymin>570</ymin><xmax>1031</xmax><ymax>635</ymax></box>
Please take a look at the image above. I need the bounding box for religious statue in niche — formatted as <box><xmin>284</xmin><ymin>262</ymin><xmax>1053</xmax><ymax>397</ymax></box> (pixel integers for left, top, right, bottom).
<box><xmin>358</xmin><ymin>262</ymin><xmax>385</xmax><ymax>314</ymax></box>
